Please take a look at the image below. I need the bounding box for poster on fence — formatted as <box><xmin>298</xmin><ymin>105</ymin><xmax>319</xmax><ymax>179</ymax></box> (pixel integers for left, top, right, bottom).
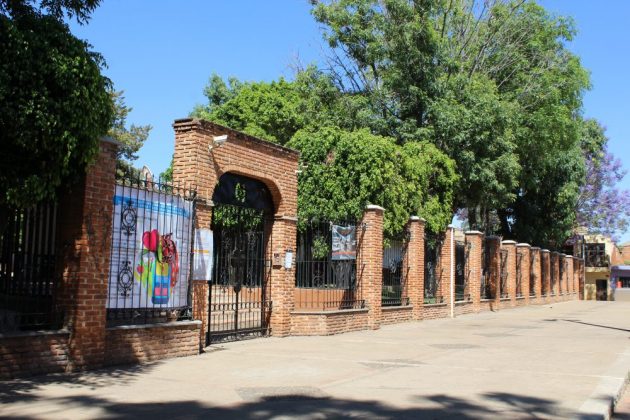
<box><xmin>193</xmin><ymin>228</ymin><xmax>213</xmax><ymax>281</ymax></box>
<box><xmin>331</xmin><ymin>224</ymin><xmax>357</xmax><ymax>260</ymax></box>
<box><xmin>107</xmin><ymin>185</ymin><xmax>193</xmax><ymax>310</ymax></box>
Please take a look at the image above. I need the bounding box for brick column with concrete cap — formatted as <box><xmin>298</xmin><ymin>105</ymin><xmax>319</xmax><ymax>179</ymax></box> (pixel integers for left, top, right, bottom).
<box><xmin>56</xmin><ymin>138</ymin><xmax>118</xmax><ymax>370</ymax></box>
<box><xmin>405</xmin><ymin>216</ymin><xmax>425</xmax><ymax>320</ymax></box>
<box><xmin>357</xmin><ymin>205</ymin><xmax>384</xmax><ymax>330</ymax></box>
<box><xmin>551</xmin><ymin>252</ymin><xmax>560</xmax><ymax>300</ymax></box>
<box><xmin>541</xmin><ymin>250</ymin><xmax>551</xmax><ymax>302</ymax></box>
<box><xmin>566</xmin><ymin>255</ymin><xmax>574</xmax><ymax>296</ymax></box>
<box><xmin>465</xmin><ymin>231</ymin><xmax>483</xmax><ymax>312</ymax></box>
<box><xmin>485</xmin><ymin>236</ymin><xmax>501</xmax><ymax>308</ymax></box>
<box><xmin>501</xmin><ymin>240</ymin><xmax>517</xmax><ymax>307</ymax></box>
<box><xmin>516</xmin><ymin>243</ymin><xmax>531</xmax><ymax>305</ymax></box>
<box><xmin>530</xmin><ymin>247</ymin><xmax>542</xmax><ymax>302</ymax></box>
<box><xmin>268</xmin><ymin>215</ymin><xmax>298</xmax><ymax>337</ymax></box>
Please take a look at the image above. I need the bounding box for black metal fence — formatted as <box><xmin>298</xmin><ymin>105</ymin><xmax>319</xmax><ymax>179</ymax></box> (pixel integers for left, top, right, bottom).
<box><xmin>424</xmin><ymin>233</ymin><xmax>443</xmax><ymax>304</ymax></box>
<box><xmin>208</xmin><ymin>203</ymin><xmax>272</xmax><ymax>343</ymax></box>
<box><xmin>382</xmin><ymin>237</ymin><xmax>409</xmax><ymax>306</ymax></box>
<box><xmin>107</xmin><ymin>176</ymin><xmax>196</xmax><ymax>326</ymax></box>
<box><xmin>454</xmin><ymin>239</ymin><xmax>469</xmax><ymax>301</ymax></box>
<box><xmin>0</xmin><ymin>202</ymin><xmax>61</xmax><ymax>332</ymax></box>
<box><xmin>499</xmin><ymin>249</ymin><xmax>509</xmax><ymax>298</ymax></box>
<box><xmin>516</xmin><ymin>249</ymin><xmax>523</xmax><ymax>298</ymax></box>
<box><xmin>295</xmin><ymin>219</ymin><xmax>363</xmax><ymax>310</ymax></box>
<box><xmin>481</xmin><ymin>237</ymin><xmax>494</xmax><ymax>299</ymax></box>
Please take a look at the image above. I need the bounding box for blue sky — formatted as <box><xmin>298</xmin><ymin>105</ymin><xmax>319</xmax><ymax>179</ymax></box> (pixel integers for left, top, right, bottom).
<box><xmin>70</xmin><ymin>0</ymin><xmax>630</xmax><ymax>240</ymax></box>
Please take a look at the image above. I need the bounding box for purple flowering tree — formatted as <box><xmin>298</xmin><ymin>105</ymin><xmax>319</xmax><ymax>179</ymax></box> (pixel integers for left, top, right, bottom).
<box><xmin>576</xmin><ymin>141</ymin><xmax>630</xmax><ymax>241</ymax></box>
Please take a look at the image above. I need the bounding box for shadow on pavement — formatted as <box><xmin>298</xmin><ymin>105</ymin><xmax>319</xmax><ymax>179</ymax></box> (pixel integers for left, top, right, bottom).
<box><xmin>0</xmin><ymin>380</ymin><xmax>577</xmax><ymax>419</ymax></box>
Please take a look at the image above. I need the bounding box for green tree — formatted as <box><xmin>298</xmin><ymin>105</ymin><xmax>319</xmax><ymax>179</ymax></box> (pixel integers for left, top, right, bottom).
<box><xmin>288</xmin><ymin>127</ymin><xmax>456</xmax><ymax>236</ymax></box>
<box><xmin>109</xmin><ymin>90</ymin><xmax>152</xmax><ymax>178</ymax></box>
<box><xmin>0</xmin><ymin>3</ymin><xmax>113</xmax><ymax>214</ymax></box>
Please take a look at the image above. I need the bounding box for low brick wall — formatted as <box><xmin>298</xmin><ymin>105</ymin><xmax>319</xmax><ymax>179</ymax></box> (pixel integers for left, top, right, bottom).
<box><xmin>290</xmin><ymin>309</ymin><xmax>369</xmax><ymax>335</ymax></box>
<box><xmin>0</xmin><ymin>330</ymin><xmax>70</xmax><ymax>379</ymax></box>
<box><xmin>479</xmin><ymin>299</ymin><xmax>497</xmax><ymax>312</ymax></box>
<box><xmin>499</xmin><ymin>298</ymin><xmax>513</xmax><ymax>310</ymax></box>
<box><xmin>422</xmin><ymin>303</ymin><xmax>449</xmax><ymax>319</ymax></box>
<box><xmin>381</xmin><ymin>305</ymin><xmax>413</xmax><ymax>325</ymax></box>
<box><xmin>515</xmin><ymin>296</ymin><xmax>528</xmax><ymax>307</ymax></box>
<box><xmin>454</xmin><ymin>300</ymin><xmax>474</xmax><ymax>316</ymax></box>
<box><xmin>105</xmin><ymin>321</ymin><xmax>201</xmax><ymax>366</ymax></box>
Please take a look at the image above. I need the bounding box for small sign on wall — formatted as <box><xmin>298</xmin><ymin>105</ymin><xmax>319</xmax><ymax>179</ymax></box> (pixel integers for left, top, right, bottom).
<box><xmin>193</xmin><ymin>228</ymin><xmax>213</xmax><ymax>280</ymax></box>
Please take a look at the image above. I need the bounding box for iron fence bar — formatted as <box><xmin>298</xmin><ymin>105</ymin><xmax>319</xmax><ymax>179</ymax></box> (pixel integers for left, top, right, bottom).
<box><xmin>500</xmin><ymin>249</ymin><xmax>509</xmax><ymax>298</ymax></box>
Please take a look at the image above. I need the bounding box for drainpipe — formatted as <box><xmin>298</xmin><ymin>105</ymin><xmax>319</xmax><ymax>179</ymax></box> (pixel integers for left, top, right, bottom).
<box><xmin>450</xmin><ymin>225</ymin><xmax>455</xmax><ymax>318</ymax></box>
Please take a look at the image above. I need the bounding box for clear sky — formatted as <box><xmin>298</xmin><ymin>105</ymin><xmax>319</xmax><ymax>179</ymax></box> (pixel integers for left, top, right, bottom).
<box><xmin>70</xmin><ymin>0</ymin><xmax>630</xmax><ymax>240</ymax></box>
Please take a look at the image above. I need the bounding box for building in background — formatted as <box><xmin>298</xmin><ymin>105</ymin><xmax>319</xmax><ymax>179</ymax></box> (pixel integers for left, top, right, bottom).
<box><xmin>583</xmin><ymin>234</ymin><xmax>624</xmax><ymax>300</ymax></box>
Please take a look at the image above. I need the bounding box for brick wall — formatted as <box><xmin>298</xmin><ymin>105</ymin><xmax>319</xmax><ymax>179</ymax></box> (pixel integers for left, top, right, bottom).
<box><xmin>501</xmin><ymin>241</ymin><xmax>517</xmax><ymax>309</ymax></box>
<box><xmin>55</xmin><ymin>139</ymin><xmax>117</xmax><ymax>370</ymax></box>
<box><xmin>0</xmin><ymin>331</ymin><xmax>70</xmax><ymax>379</ymax></box>
<box><xmin>516</xmin><ymin>244</ymin><xmax>530</xmax><ymax>307</ymax></box>
<box><xmin>357</xmin><ymin>205</ymin><xmax>384</xmax><ymax>329</ymax></box>
<box><xmin>406</xmin><ymin>217</ymin><xmax>425</xmax><ymax>320</ymax></box>
<box><xmin>105</xmin><ymin>321</ymin><xmax>201</xmax><ymax>366</ymax></box>
<box><xmin>290</xmin><ymin>309</ymin><xmax>369</xmax><ymax>335</ymax></box>
<box><xmin>466</xmin><ymin>231</ymin><xmax>483</xmax><ymax>312</ymax></box>
<box><xmin>381</xmin><ymin>306</ymin><xmax>414</xmax><ymax>325</ymax></box>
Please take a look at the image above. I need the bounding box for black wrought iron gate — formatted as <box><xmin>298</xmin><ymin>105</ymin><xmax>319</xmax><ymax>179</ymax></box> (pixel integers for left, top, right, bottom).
<box><xmin>207</xmin><ymin>204</ymin><xmax>271</xmax><ymax>344</ymax></box>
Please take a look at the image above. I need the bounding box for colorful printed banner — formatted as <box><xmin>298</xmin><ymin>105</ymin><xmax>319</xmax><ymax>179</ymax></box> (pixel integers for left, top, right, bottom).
<box><xmin>108</xmin><ymin>185</ymin><xmax>193</xmax><ymax>309</ymax></box>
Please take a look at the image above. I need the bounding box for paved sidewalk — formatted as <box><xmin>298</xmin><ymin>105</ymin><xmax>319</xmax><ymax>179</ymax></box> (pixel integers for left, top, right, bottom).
<box><xmin>1</xmin><ymin>300</ymin><xmax>629</xmax><ymax>419</ymax></box>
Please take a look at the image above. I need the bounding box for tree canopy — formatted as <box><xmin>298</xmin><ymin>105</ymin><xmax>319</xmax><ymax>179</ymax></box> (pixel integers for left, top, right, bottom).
<box><xmin>1</xmin><ymin>5</ymin><xmax>112</xmax><ymax>210</ymax></box>
<box><xmin>191</xmin><ymin>0</ymin><xmax>626</xmax><ymax>248</ymax></box>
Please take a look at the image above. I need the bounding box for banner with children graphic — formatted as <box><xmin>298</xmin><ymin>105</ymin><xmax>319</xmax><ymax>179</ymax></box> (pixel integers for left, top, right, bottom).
<box><xmin>107</xmin><ymin>184</ymin><xmax>193</xmax><ymax>310</ymax></box>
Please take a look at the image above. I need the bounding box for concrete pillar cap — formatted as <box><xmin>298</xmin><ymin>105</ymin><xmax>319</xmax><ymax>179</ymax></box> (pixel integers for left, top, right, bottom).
<box><xmin>516</xmin><ymin>243</ymin><xmax>531</xmax><ymax>247</ymax></box>
<box><xmin>409</xmin><ymin>215</ymin><xmax>426</xmax><ymax>222</ymax></box>
<box><xmin>530</xmin><ymin>246</ymin><xmax>541</xmax><ymax>250</ymax></box>
<box><xmin>541</xmin><ymin>249</ymin><xmax>550</xmax><ymax>253</ymax></box>
<box><xmin>366</xmin><ymin>204</ymin><xmax>385</xmax><ymax>212</ymax></box>
<box><xmin>465</xmin><ymin>230</ymin><xmax>483</xmax><ymax>235</ymax></box>
<box><xmin>502</xmin><ymin>240</ymin><xmax>517</xmax><ymax>245</ymax></box>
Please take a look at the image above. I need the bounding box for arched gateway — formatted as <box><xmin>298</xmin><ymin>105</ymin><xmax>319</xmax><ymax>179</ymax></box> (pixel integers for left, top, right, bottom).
<box><xmin>172</xmin><ymin>118</ymin><xmax>299</xmax><ymax>345</ymax></box>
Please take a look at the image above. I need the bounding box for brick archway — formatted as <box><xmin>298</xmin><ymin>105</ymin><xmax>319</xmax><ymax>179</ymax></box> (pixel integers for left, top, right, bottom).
<box><xmin>172</xmin><ymin>118</ymin><xmax>299</xmax><ymax>343</ymax></box>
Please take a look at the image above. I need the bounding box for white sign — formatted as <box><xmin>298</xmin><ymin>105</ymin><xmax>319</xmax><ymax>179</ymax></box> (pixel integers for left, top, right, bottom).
<box><xmin>193</xmin><ymin>228</ymin><xmax>214</xmax><ymax>280</ymax></box>
<box><xmin>108</xmin><ymin>185</ymin><xmax>193</xmax><ymax>309</ymax></box>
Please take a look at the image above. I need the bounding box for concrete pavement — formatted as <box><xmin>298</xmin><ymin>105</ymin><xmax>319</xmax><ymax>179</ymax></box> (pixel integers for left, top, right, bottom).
<box><xmin>1</xmin><ymin>300</ymin><xmax>629</xmax><ymax>419</ymax></box>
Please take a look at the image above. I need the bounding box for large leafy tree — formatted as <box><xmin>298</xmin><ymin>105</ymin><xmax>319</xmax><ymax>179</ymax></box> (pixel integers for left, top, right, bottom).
<box><xmin>0</xmin><ymin>0</ymin><xmax>113</xmax><ymax>214</ymax></box>
<box><xmin>193</xmin><ymin>71</ymin><xmax>457</xmax><ymax>236</ymax></box>
<box><xmin>312</xmin><ymin>0</ymin><xmax>596</xmax><ymax>247</ymax></box>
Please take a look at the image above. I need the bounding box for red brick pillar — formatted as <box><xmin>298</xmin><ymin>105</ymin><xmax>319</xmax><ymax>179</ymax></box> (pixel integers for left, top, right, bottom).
<box><xmin>269</xmin><ymin>216</ymin><xmax>297</xmax><ymax>336</ymax></box>
<box><xmin>405</xmin><ymin>216</ymin><xmax>425</xmax><ymax>320</ymax></box>
<box><xmin>465</xmin><ymin>231</ymin><xmax>483</xmax><ymax>312</ymax></box>
<box><xmin>190</xmin><ymin>203</ymin><xmax>212</xmax><ymax>349</ymax></box>
<box><xmin>486</xmin><ymin>236</ymin><xmax>501</xmax><ymax>309</ymax></box>
<box><xmin>56</xmin><ymin>139</ymin><xmax>117</xmax><ymax>370</ymax></box>
<box><xmin>439</xmin><ymin>227</ymin><xmax>454</xmax><ymax>316</ymax></box>
<box><xmin>566</xmin><ymin>255</ymin><xmax>575</xmax><ymax>299</ymax></box>
<box><xmin>357</xmin><ymin>205</ymin><xmax>384</xmax><ymax>330</ymax></box>
<box><xmin>501</xmin><ymin>241</ymin><xmax>516</xmax><ymax>307</ymax></box>
<box><xmin>541</xmin><ymin>250</ymin><xmax>551</xmax><ymax>302</ymax></box>
<box><xmin>517</xmin><ymin>243</ymin><xmax>531</xmax><ymax>305</ymax></box>
<box><xmin>573</xmin><ymin>258</ymin><xmax>580</xmax><ymax>298</ymax></box>
<box><xmin>551</xmin><ymin>252</ymin><xmax>560</xmax><ymax>300</ymax></box>
<box><xmin>530</xmin><ymin>247</ymin><xmax>542</xmax><ymax>303</ymax></box>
